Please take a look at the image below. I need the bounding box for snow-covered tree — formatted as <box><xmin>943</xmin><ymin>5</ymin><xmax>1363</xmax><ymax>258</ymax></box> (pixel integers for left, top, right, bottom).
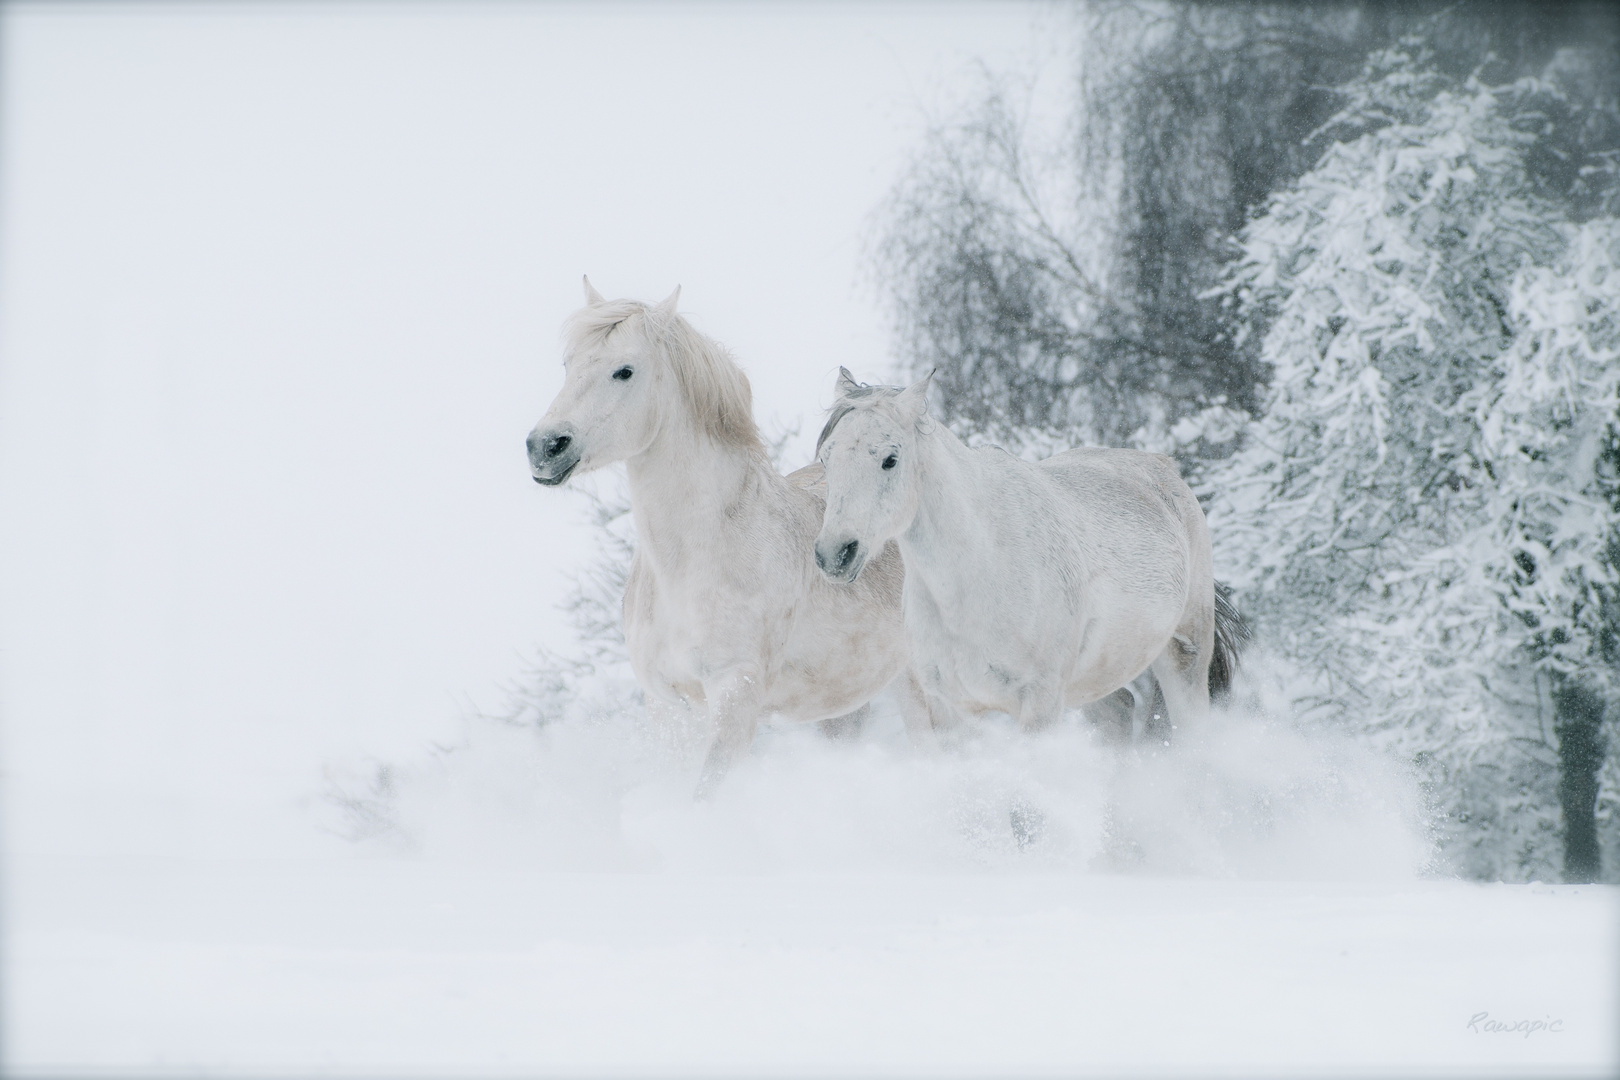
<box><xmin>876</xmin><ymin>3</ymin><xmax>1619</xmax><ymax>462</ymax></box>
<box><xmin>1203</xmin><ymin>44</ymin><xmax>1620</xmax><ymax>881</ymax></box>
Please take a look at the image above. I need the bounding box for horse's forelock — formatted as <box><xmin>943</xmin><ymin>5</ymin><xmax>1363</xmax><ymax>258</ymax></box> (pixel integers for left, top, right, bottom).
<box><xmin>816</xmin><ymin>403</ymin><xmax>855</xmax><ymax>456</ymax></box>
<box><xmin>817</xmin><ymin>382</ymin><xmax>907</xmax><ymax>454</ymax></box>
<box><xmin>562</xmin><ymin>298</ymin><xmax>646</xmax><ymax>353</ymax></box>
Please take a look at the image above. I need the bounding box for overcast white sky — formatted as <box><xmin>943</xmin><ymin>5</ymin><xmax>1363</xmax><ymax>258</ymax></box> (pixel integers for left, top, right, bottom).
<box><xmin>0</xmin><ymin>2</ymin><xmax>1066</xmax><ymax>857</ymax></box>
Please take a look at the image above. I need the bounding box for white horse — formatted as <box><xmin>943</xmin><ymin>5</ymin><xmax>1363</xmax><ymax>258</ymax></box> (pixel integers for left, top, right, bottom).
<box><xmin>527</xmin><ymin>281</ymin><xmax>935</xmax><ymax>796</ymax></box>
<box><xmin>812</xmin><ymin>369</ymin><xmax>1241</xmax><ymax>739</ymax></box>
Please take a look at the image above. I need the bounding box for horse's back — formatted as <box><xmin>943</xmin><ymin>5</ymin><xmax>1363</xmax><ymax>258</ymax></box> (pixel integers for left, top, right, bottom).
<box><xmin>785</xmin><ymin>461</ymin><xmax>827</xmax><ymax>500</ymax></box>
<box><xmin>1039</xmin><ymin>445</ymin><xmax>1182</xmax><ymax>494</ymax></box>
<box><xmin>1038</xmin><ymin>447</ymin><xmax>1196</xmax><ymax>529</ymax></box>
<box><xmin>1033</xmin><ymin>446</ymin><xmax>1200</xmax><ymax>604</ymax></box>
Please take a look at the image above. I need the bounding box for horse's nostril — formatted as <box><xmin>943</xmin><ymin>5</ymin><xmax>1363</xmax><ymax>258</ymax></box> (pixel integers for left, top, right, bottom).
<box><xmin>838</xmin><ymin>540</ymin><xmax>859</xmax><ymax>569</ymax></box>
<box><xmin>545</xmin><ymin>434</ymin><xmax>571</xmax><ymax>459</ymax></box>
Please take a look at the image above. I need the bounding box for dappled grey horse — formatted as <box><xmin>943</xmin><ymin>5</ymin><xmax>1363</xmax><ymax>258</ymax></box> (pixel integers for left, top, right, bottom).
<box><xmin>813</xmin><ymin>369</ymin><xmax>1243</xmax><ymax>741</ymax></box>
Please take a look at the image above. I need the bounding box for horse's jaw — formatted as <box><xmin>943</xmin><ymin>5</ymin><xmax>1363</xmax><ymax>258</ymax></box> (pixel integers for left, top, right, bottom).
<box><xmin>531</xmin><ymin>460</ymin><xmax>578</xmax><ymax>486</ymax></box>
<box><xmin>815</xmin><ymin>557</ymin><xmax>867</xmax><ymax>585</ymax></box>
<box><xmin>527</xmin><ymin>422</ymin><xmax>585</xmax><ymax>486</ymax></box>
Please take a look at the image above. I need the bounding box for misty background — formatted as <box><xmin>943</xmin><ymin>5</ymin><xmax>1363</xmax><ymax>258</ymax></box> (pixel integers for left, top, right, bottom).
<box><xmin>0</xmin><ymin>1</ymin><xmax>1054</xmax><ymax>860</ymax></box>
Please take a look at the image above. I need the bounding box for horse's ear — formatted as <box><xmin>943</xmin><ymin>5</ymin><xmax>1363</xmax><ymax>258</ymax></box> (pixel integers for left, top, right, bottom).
<box><xmin>897</xmin><ymin>370</ymin><xmax>934</xmax><ymax>421</ymax></box>
<box><xmin>583</xmin><ymin>275</ymin><xmax>605</xmax><ymax>305</ymax></box>
<box><xmin>656</xmin><ymin>285</ymin><xmax>682</xmax><ymax>315</ymax></box>
<box><xmin>835</xmin><ymin>366</ymin><xmax>861</xmax><ymax>398</ymax></box>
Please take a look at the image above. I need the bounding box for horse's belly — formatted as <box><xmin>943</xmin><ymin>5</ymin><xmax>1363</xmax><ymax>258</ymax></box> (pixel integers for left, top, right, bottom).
<box><xmin>765</xmin><ymin>616</ymin><xmax>907</xmax><ymax>721</ymax></box>
<box><xmin>908</xmin><ymin>585</ymin><xmax>1181</xmax><ymax>714</ymax></box>
<box><xmin>763</xmin><ymin>662</ymin><xmax>891</xmax><ymax>721</ymax></box>
<box><xmin>1060</xmin><ymin>603</ymin><xmax>1182</xmax><ymax>705</ymax></box>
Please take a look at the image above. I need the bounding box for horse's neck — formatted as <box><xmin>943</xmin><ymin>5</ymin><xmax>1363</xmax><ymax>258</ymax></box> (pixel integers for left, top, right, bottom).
<box><xmin>625</xmin><ymin>419</ymin><xmax>777</xmax><ymax>580</ymax></box>
<box><xmin>899</xmin><ymin>424</ymin><xmax>995</xmax><ymax>598</ymax></box>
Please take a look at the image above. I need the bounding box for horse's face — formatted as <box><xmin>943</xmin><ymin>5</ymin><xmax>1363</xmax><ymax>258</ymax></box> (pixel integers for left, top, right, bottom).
<box><xmin>814</xmin><ymin>374</ymin><xmax>930</xmax><ymax>583</ymax></box>
<box><xmin>528</xmin><ymin>312</ymin><xmax>669</xmax><ymax>485</ymax></box>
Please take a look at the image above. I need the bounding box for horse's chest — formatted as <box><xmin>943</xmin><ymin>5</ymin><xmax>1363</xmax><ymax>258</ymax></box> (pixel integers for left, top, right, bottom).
<box><xmin>906</xmin><ymin>588</ymin><xmax>1042</xmax><ymax>712</ymax></box>
<box><xmin>626</xmin><ymin>613</ymin><xmax>702</xmax><ymax>700</ymax></box>
<box><xmin>624</xmin><ymin>557</ymin><xmax>784</xmax><ymax>699</ymax></box>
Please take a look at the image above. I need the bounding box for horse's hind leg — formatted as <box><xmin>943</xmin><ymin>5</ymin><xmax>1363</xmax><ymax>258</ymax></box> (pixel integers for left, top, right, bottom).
<box><xmin>1126</xmin><ymin>671</ymin><xmax>1170</xmax><ymax>746</ymax></box>
<box><xmin>1090</xmin><ymin>674</ymin><xmax>1168</xmax><ymax>747</ymax></box>
<box><xmin>817</xmin><ymin>703</ymin><xmax>869</xmax><ymax>741</ymax></box>
<box><xmin>1150</xmin><ymin>630</ymin><xmax>1211</xmax><ymax>742</ymax></box>
<box><xmin>1145</xmin><ymin>677</ymin><xmax>1171</xmax><ymax>743</ymax></box>
<box><xmin>1154</xmin><ymin>489</ymin><xmax>1217</xmax><ymax>738</ymax></box>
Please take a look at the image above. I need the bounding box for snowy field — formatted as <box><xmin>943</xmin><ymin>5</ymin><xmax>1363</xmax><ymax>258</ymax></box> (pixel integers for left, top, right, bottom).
<box><xmin>8</xmin><ymin>704</ymin><xmax>1618</xmax><ymax>1077</ymax></box>
<box><xmin>8</xmin><ymin>854</ymin><xmax>1617</xmax><ymax>1076</ymax></box>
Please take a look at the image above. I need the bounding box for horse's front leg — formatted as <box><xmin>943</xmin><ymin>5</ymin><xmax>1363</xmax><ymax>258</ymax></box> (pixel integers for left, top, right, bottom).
<box><xmin>693</xmin><ymin>668</ymin><xmax>765</xmax><ymax>800</ymax></box>
<box><xmin>893</xmin><ymin>668</ymin><xmax>947</xmax><ymax>750</ymax></box>
<box><xmin>1015</xmin><ymin>681</ymin><xmax>1065</xmax><ymax>735</ymax></box>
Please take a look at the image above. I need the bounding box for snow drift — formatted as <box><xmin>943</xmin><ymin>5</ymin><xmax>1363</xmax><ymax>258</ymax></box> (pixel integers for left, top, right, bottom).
<box><xmin>327</xmin><ymin>653</ymin><xmax>1434</xmax><ymax>881</ymax></box>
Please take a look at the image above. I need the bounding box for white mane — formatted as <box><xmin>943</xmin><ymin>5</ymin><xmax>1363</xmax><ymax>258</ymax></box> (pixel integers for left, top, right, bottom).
<box><xmin>564</xmin><ymin>299</ymin><xmax>762</xmax><ymax>452</ymax></box>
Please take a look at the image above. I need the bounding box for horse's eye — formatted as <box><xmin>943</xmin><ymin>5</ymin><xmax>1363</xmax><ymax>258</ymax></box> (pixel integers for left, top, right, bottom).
<box><xmin>882</xmin><ymin>454</ymin><xmax>898</xmax><ymax>470</ymax></box>
<box><xmin>612</xmin><ymin>366</ymin><xmax>634</xmax><ymax>381</ymax></box>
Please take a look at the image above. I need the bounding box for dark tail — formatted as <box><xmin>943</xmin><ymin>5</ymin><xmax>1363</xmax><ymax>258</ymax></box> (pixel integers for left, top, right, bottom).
<box><xmin>1208</xmin><ymin>582</ymin><xmax>1250</xmax><ymax>703</ymax></box>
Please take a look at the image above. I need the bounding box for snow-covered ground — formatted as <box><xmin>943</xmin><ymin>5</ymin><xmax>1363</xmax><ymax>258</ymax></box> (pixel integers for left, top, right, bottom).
<box><xmin>7</xmin><ymin>706</ymin><xmax>1617</xmax><ymax>1077</ymax></box>
<box><xmin>8</xmin><ymin>855</ymin><xmax>1615</xmax><ymax>1076</ymax></box>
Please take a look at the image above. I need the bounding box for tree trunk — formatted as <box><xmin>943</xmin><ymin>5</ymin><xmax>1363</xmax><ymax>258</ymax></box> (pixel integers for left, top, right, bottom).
<box><xmin>1553</xmin><ymin>679</ymin><xmax>1608</xmax><ymax>883</ymax></box>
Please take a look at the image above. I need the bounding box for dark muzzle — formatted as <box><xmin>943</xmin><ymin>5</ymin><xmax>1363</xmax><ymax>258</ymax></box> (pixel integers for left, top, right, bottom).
<box><xmin>527</xmin><ymin>427</ymin><xmax>580</xmax><ymax>486</ymax></box>
<box><xmin>814</xmin><ymin>537</ymin><xmax>864</xmax><ymax>582</ymax></box>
